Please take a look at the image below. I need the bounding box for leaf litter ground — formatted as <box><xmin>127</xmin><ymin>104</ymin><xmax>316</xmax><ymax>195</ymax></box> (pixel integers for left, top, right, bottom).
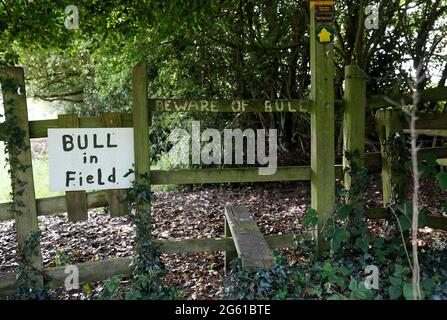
<box><xmin>0</xmin><ymin>174</ymin><xmax>446</xmax><ymax>299</ymax></box>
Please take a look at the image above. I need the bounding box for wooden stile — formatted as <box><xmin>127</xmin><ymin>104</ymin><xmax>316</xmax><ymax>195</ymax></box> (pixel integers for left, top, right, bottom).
<box><xmin>58</xmin><ymin>114</ymin><xmax>88</xmax><ymax>221</ymax></box>
<box><xmin>0</xmin><ymin>232</ymin><xmax>303</xmax><ymax>296</ymax></box>
<box><xmin>2</xmin><ymin>54</ymin><xmax>447</xmax><ymax>296</ymax></box>
<box><xmin>224</xmin><ymin>204</ymin><xmax>274</xmax><ymax>270</ymax></box>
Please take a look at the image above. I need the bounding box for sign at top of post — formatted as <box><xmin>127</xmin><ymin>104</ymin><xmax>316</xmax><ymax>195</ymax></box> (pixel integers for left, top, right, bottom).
<box><xmin>48</xmin><ymin>128</ymin><xmax>135</xmax><ymax>192</ymax></box>
<box><xmin>310</xmin><ymin>0</ymin><xmax>335</xmax><ymax>9</ymax></box>
<box><xmin>315</xmin><ymin>4</ymin><xmax>334</xmax><ymax>22</ymax></box>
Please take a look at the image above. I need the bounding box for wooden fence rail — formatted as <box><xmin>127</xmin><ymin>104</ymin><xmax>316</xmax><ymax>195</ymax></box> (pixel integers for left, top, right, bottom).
<box><xmin>0</xmin><ymin>233</ymin><xmax>300</xmax><ymax>296</ymax></box>
<box><xmin>149</xmin><ymin>99</ymin><xmax>314</xmax><ymax>113</ymax></box>
<box><xmin>2</xmin><ymin>147</ymin><xmax>447</xmax><ymax>222</ymax></box>
<box><xmin>4</xmin><ymin>87</ymin><xmax>447</xmax><ymax>140</ymax></box>
<box><xmin>376</xmin><ymin>108</ymin><xmax>447</xmax><ymax>206</ymax></box>
<box><xmin>368</xmin><ymin>86</ymin><xmax>447</xmax><ymax>109</ymax></box>
<box><xmin>0</xmin><ymin>165</ymin><xmax>334</xmax><ymax>221</ymax></box>
<box><xmin>3</xmin><ymin>107</ymin><xmax>447</xmax><ymax>143</ymax></box>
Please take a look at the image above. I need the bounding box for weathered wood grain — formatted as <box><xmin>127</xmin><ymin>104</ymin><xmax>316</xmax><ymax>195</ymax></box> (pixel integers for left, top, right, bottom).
<box><xmin>310</xmin><ymin>3</ymin><xmax>335</xmax><ymax>254</ymax></box>
<box><xmin>132</xmin><ymin>62</ymin><xmax>151</xmax><ymax>217</ymax></box>
<box><xmin>224</xmin><ymin>204</ymin><xmax>274</xmax><ymax>269</ymax></box>
<box><xmin>0</xmin><ymin>233</ymin><xmax>302</xmax><ymax>296</ymax></box>
<box><xmin>343</xmin><ymin>66</ymin><xmax>366</xmax><ymax>202</ymax></box>
<box><xmin>58</xmin><ymin>114</ymin><xmax>88</xmax><ymax>222</ymax></box>
<box><xmin>1</xmin><ymin>67</ymin><xmax>43</xmax><ymax>286</ymax></box>
<box><xmin>149</xmin><ymin>99</ymin><xmax>312</xmax><ymax>113</ymax></box>
<box><xmin>224</xmin><ymin>217</ymin><xmax>237</xmax><ymax>272</ymax></box>
<box><xmin>101</xmin><ymin>112</ymin><xmax>128</xmax><ymax>218</ymax></box>
<box><xmin>376</xmin><ymin>109</ymin><xmax>407</xmax><ymax>206</ymax></box>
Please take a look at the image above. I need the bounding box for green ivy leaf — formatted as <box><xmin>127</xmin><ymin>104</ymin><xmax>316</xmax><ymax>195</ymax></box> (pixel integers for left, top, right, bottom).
<box><xmin>421</xmin><ymin>278</ymin><xmax>436</xmax><ymax>295</ymax></box>
<box><xmin>393</xmin><ymin>264</ymin><xmax>410</xmax><ymax>277</ymax></box>
<box><xmin>356</xmin><ymin>282</ymin><xmax>371</xmax><ymax>300</ymax></box>
<box><xmin>355</xmin><ymin>237</ymin><xmax>369</xmax><ymax>253</ymax></box>
<box><xmin>372</xmin><ymin>237</ymin><xmax>384</xmax><ymax>249</ymax></box>
<box><xmin>436</xmin><ymin>171</ymin><xmax>447</xmax><ymax>190</ymax></box>
<box><xmin>398</xmin><ymin>214</ymin><xmax>412</xmax><ymax>231</ymax></box>
<box><xmin>403</xmin><ymin>283</ymin><xmax>425</xmax><ymax>300</ymax></box>
<box><xmin>389</xmin><ymin>276</ymin><xmax>402</xmax><ymax>287</ymax></box>
<box><xmin>302</xmin><ymin>208</ymin><xmax>318</xmax><ymax>227</ymax></box>
<box><xmin>397</xmin><ymin>201</ymin><xmax>412</xmax><ymax>217</ymax></box>
<box><xmin>388</xmin><ymin>285</ymin><xmax>402</xmax><ymax>300</ymax></box>
<box><xmin>331</xmin><ymin>239</ymin><xmax>341</xmax><ymax>251</ymax></box>
<box><xmin>331</xmin><ymin>228</ymin><xmax>348</xmax><ymax>251</ymax></box>
<box><xmin>397</xmin><ymin>203</ymin><xmax>427</xmax><ymax>230</ymax></box>
<box><xmin>418</xmin><ymin>209</ymin><xmax>427</xmax><ymax>227</ymax></box>
<box><xmin>334</xmin><ymin>228</ymin><xmax>349</xmax><ymax>242</ymax></box>
<box><xmin>349</xmin><ymin>279</ymin><xmax>357</xmax><ymax>291</ymax></box>
<box><xmin>106</xmin><ymin>280</ymin><xmax>118</xmax><ymax>293</ymax></box>
<box><xmin>418</xmin><ymin>152</ymin><xmax>438</xmax><ymax>179</ymax></box>
<box><xmin>336</xmin><ymin>204</ymin><xmax>353</xmax><ymax>220</ymax></box>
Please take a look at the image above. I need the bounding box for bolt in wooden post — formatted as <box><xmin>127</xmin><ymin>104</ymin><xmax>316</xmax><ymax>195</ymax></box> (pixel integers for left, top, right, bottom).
<box><xmin>0</xmin><ymin>67</ymin><xmax>43</xmax><ymax>286</ymax></box>
<box><xmin>343</xmin><ymin>65</ymin><xmax>366</xmax><ymax>207</ymax></box>
<box><xmin>132</xmin><ymin>62</ymin><xmax>151</xmax><ymax>216</ymax></box>
<box><xmin>102</xmin><ymin>112</ymin><xmax>128</xmax><ymax>218</ymax></box>
<box><xmin>58</xmin><ymin>114</ymin><xmax>88</xmax><ymax>222</ymax></box>
<box><xmin>310</xmin><ymin>0</ymin><xmax>335</xmax><ymax>254</ymax></box>
<box><xmin>376</xmin><ymin>109</ymin><xmax>406</xmax><ymax>206</ymax></box>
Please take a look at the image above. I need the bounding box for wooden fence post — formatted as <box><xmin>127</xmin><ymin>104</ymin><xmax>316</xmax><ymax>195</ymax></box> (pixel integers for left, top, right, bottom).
<box><xmin>224</xmin><ymin>217</ymin><xmax>237</xmax><ymax>272</ymax></box>
<box><xmin>58</xmin><ymin>114</ymin><xmax>88</xmax><ymax>222</ymax></box>
<box><xmin>376</xmin><ymin>109</ymin><xmax>406</xmax><ymax>206</ymax></box>
<box><xmin>102</xmin><ymin>112</ymin><xmax>128</xmax><ymax>218</ymax></box>
<box><xmin>343</xmin><ymin>65</ymin><xmax>366</xmax><ymax>205</ymax></box>
<box><xmin>310</xmin><ymin>0</ymin><xmax>335</xmax><ymax>254</ymax></box>
<box><xmin>0</xmin><ymin>67</ymin><xmax>43</xmax><ymax>286</ymax></box>
<box><xmin>132</xmin><ymin>62</ymin><xmax>151</xmax><ymax>215</ymax></box>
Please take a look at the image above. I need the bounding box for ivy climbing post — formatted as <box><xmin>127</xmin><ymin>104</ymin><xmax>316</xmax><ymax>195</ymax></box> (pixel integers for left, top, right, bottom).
<box><xmin>343</xmin><ymin>65</ymin><xmax>366</xmax><ymax>208</ymax></box>
<box><xmin>376</xmin><ymin>109</ymin><xmax>407</xmax><ymax>206</ymax></box>
<box><xmin>132</xmin><ymin>62</ymin><xmax>151</xmax><ymax>219</ymax></box>
<box><xmin>0</xmin><ymin>67</ymin><xmax>43</xmax><ymax>287</ymax></box>
<box><xmin>310</xmin><ymin>0</ymin><xmax>336</xmax><ymax>254</ymax></box>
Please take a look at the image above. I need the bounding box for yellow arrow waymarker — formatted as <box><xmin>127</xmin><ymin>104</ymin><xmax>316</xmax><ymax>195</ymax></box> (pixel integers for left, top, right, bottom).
<box><xmin>318</xmin><ymin>28</ymin><xmax>331</xmax><ymax>43</ymax></box>
<box><xmin>315</xmin><ymin>24</ymin><xmax>334</xmax><ymax>44</ymax></box>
